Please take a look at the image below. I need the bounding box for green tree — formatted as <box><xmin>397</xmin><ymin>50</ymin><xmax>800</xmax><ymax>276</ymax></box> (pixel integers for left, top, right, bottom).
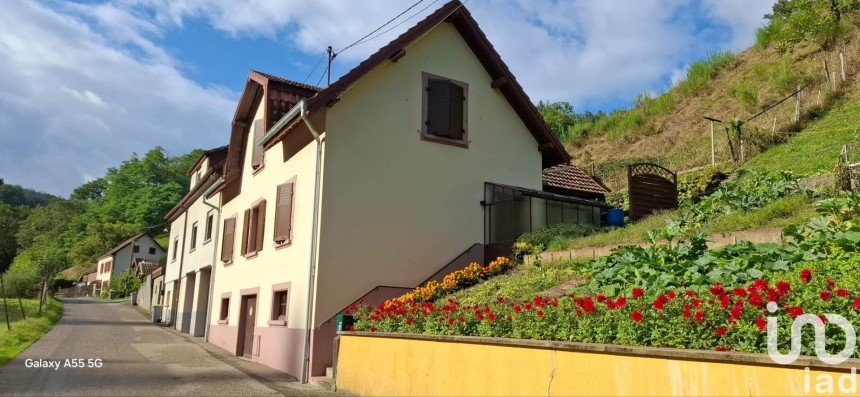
<box><xmin>767</xmin><ymin>0</ymin><xmax>860</xmax><ymax>53</ymax></box>
<box><xmin>33</xmin><ymin>245</ymin><xmax>66</xmax><ymax>315</ymax></box>
<box><xmin>108</xmin><ymin>268</ymin><xmax>143</xmax><ymax>298</ymax></box>
<box><xmin>0</xmin><ymin>184</ymin><xmax>58</xmax><ymax>207</ymax></box>
<box><xmin>15</xmin><ymin>201</ymin><xmax>86</xmax><ymax>251</ymax></box>
<box><xmin>0</xmin><ymin>204</ymin><xmax>27</xmax><ymax>274</ymax></box>
<box><xmin>69</xmin><ymin>178</ymin><xmax>107</xmax><ymax>202</ymax></box>
<box><xmin>67</xmin><ymin>222</ymin><xmax>138</xmax><ymax>270</ymax></box>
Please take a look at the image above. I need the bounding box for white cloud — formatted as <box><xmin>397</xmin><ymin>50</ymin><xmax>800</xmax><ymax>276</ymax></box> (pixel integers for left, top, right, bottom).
<box><xmin>0</xmin><ymin>0</ymin><xmax>234</xmax><ymax>196</ymax></box>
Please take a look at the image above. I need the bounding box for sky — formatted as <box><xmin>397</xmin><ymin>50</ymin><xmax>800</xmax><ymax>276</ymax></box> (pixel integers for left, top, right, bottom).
<box><xmin>0</xmin><ymin>0</ymin><xmax>775</xmax><ymax>196</ymax></box>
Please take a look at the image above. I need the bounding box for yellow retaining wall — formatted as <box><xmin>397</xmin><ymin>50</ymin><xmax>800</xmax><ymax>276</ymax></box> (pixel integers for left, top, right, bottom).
<box><xmin>336</xmin><ymin>333</ymin><xmax>859</xmax><ymax>396</ymax></box>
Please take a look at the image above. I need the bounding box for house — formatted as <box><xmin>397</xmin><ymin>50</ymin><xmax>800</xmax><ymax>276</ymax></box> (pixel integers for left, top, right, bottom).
<box><xmin>162</xmin><ymin>146</ymin><xmax>227</xmax><ymax>334</ymax></box>
<box><xmin>199</xmin><ymin>0</ymin><xmax>607</xmax><ymax>382</ymax></box>
<box><xmin>542</xmin><ymin>163</ymin><xmax>610</xmax><ymax>200</ymax></box>
<box><xmin>133</xmin><ymin>255</ymin><xmax>166</xmax><ymax>311</ymax></box>
<box><xmin>94</xmin><ymin>233</ymin><xmax>164</xmax><ymax>296</ymax></box>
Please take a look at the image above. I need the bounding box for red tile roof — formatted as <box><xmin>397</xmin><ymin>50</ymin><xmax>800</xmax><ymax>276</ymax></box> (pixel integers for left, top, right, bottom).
<box><xmin>542</xmin><ymin>164</ymin><xmax>610</xmax><ymax>197</ymax></box>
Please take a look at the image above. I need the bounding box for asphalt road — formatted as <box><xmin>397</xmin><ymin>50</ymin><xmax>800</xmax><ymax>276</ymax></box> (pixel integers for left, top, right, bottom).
<box><xmin>0</xmin><ymin>298</ymin><xmax>333</xmax><ymax>396</ymax></box>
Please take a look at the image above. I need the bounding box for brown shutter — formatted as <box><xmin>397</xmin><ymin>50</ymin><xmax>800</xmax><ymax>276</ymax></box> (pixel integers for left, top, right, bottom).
<box><xmin>255</xmin><ymin>200</ymin><xmax>266</xmax><ymax>252</ymax></box>
<box><xmin>274</xmin><ymin>183</ymin><xmax>294</xmax><ymax>243</ymax></box>
<box><xmin>251</xmin><ymin>119</ymin><xmax>264</xmax><ymax>169</ymax></box>
<box><xmin>241</xmin><ymin>209</ymin><xmax>250</xmax><ymax>255</ymax></box>
<box><xmin>220</xmin><ymin>217</ymin><xmax>236</xmax><ymax>262</ymax></box>
<box><xmin>448</xmin><ymin>83</ymin><xmax>465</xmax><ymax>140</ymax></box>
<box><xmin>426</xmin><ymin>79</ymin><xmax>451</xmax><ymax>137</ymax></box>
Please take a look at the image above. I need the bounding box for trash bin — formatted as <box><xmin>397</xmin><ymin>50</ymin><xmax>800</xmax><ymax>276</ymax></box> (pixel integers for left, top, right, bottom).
<box><xmin>130</xmin><ymin>292</ymin><xmax>138</xmax><ymax>306</ymax></box>
<box><xmin>108</xmin><ymin>290</ymin><xmax>115</xmax><ymax>300</ymax></box>
<box><xmin>606</xmin><ymin>208</ymin><xmax>625</xmax><ymax>226</ymax></box>
<box><xmin>336</xmin><ymin>314</ymin><xmax>355</xmax><ymax>332</ymax></box>
<box><xmin>151</xmin><ymin>305</ymin><xmax>163</xmax><ymax>323</ymax></box>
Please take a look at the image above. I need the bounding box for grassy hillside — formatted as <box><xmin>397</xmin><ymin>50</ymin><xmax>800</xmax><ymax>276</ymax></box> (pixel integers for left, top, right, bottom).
<box><xmin>566</xmin><ymin>20</ymin><xmax>860</xmax><ymax>189</ymax></box>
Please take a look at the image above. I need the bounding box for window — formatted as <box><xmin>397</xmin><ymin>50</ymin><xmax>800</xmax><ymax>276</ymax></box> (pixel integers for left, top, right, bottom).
<box><xmin>204</xmin><ymin>212</ymin><xmax>215</xmax><ymax>242</ymax></box>
<box><xmin>220</xmin><ymin>217</ymin><xmax>237</xmax><ymax>263</ymax></box>
<box><xmin>273</xmin><ymin>182</ymin><xmax>295</xmax><ymax>246</ymax></box>
<box><xmin>422</xmin><ymin>72</ymin><xmax>468</xmax><ymax>147</ymax></box>
<box><xmin>133</xmin><ymin>244</ymin><xmax>140</xmax><ymax>253</ymax></box>
<box><xmin>190</xmin><ymin>222</ymin><xmax>198</xmax><ymax>251</ymax></box>
<box><xmin>220</xmin><ymin>298</ymin><xmax>230</xmax><ymax>322</ymax></box>
<box><xmin>241</xmin><ymin>200</ymin><xmax>266</xmax><ymax>256</ymax></box>
<box><xmin>172</xmin><ymin>237</ymin><xmax>179</xmax><ymax>262</ymax></box>
<box><xmin>251</xmin><ymin>118</ymin><xmax>265</xmax><ymax>171</ymax></box>
<box><xmin>149</xmin><ymin>247</ymin><xmax>156</xmax><ymax>255</ymax></box>
<box><xmin>272</xmin><ymin>290</ymin><xmax>288</xmax><ymax>321</ymax></box>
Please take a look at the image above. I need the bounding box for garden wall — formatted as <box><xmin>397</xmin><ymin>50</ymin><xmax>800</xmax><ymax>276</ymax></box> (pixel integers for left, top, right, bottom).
<box><xmin>335</xmin><ymin>333</ymin><xmax>858</xmax><ymax>396</ymax></box>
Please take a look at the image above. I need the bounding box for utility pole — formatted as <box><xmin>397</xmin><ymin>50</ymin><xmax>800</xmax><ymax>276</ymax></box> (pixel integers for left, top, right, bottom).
<box><xmin>326</xmin><ymin>46</ymin><xmax>335</xmax><ymax>87</ymax></box>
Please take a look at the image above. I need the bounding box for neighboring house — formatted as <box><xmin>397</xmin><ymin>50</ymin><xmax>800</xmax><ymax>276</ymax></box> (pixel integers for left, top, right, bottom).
<box><xmin>133</xmin><ymin>257</ymin><xmax>163</xmax><ymax>310</ymax></box>
<box><xmin>162</xmin><ymin>146</ymin><xmax>227</xmax><ymax>335</ymax></box>
<box><xmin>203</xmin><ymin>0</ymin><xmax>607</xmax><ymax>382</ymax></box>
<box><xmin>542</xmin><ymin>163</ymin><xmax>611</xmax><ymax>201</ymax></box>
<box><xmin>95</xmin><ymin>233</ymin><xmax>165</xmax><ymax>296</ymax></box>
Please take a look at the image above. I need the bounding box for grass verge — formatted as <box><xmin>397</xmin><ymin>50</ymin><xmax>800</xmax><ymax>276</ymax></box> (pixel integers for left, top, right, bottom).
<box><xmin>0</xmin><ymin>299</ymin><xmax>63</xmax><ymax>365</ymax></box>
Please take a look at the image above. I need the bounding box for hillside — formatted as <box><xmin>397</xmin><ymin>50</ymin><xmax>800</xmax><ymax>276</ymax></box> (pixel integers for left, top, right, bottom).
<box><xmin>0</xmin><ymin>182</ymin><xmax>59</xmax><ymax>207</ymax></box>
<box><xmin>565</xmin><ymin>18</ymin><xmax>860</xmax><ymax>189</ymax></box>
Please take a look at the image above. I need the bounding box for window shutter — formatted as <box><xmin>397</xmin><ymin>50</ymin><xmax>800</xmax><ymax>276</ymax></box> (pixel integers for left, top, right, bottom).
<box><xmin>255</xmin><ymin>200</ymin><xmax>266</xmax><ymax>252</ymax></box>
<box><xmin>241</xmin><ymin>209</ymin><xmax>250</xmax><ymax>255</ymax></box>
<box><xmin>448</xmin><ymin>83</ymin><xmax>465</xmax><ymax>140</ymax></box>
<box><xmin>426</xmin><ymin>79</ymin><xmax>451</xmax><ymax>137</ymax></box>
<box><xmin>251</xmin><ymin>119</ymin><xmax>264</xmax><ymax>169</ymax></box>
<box><xmin>274</xmin><ymin>183</ymin><xmax>294</xmax><ymax>244</ymax></box>
<box><xmin>220</xmin><ymin>218</ymin><xmax>235</xmax><ymax>262</ymax></box>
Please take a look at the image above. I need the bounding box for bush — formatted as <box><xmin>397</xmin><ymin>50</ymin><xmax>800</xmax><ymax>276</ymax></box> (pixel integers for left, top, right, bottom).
<box><xmin>730</xmin><ymin>81</ymin><xmax>758</xmax><ymax>112</ymax></box>
<box><xmin>107</xmin><ymin>268</ymin><xmax>142</xmax><ymax>298</ymax></box>
<box><xmin>755</xmin><ymin>18</ymin><xmax>783</xmax><ymax>50</ymax></box>
<box><xmin>513</xmin><ymin>223</ymin><xmax>600</xmax><ymax>259</ymax></box>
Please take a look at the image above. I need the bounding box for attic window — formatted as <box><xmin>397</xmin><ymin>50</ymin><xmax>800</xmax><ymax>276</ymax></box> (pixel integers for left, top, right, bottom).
<box><xmin>421</xmin><ymin>72</ymin><xmax>468</xmax><ymax>147</ymax></box>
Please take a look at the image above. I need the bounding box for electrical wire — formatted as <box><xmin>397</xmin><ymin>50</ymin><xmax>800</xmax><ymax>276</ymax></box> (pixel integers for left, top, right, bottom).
<box><xmin>334</xmin><ymin>0</ymin><xmax>426</xmax><ymax>55</ymax></box>
<box><xmin>341</xmin><ymin>0</ymin><xmax>444</xmax><ymax>53</ymax></box>
<box><xmin>302</xmin><ymin>51</ymin><xmax>328</xmax><ymax>84</ymax></box>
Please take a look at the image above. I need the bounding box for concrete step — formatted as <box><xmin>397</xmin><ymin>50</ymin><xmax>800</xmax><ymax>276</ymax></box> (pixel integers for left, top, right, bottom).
<box><xmin>325</xmin><ymin>366</ymin><xmax>333</xmax><ymax>378</ymax></box>
<box><xmin>310</xmin><ymin>375</ymin><xmax>335</xmax><ymax>391</ymax></box>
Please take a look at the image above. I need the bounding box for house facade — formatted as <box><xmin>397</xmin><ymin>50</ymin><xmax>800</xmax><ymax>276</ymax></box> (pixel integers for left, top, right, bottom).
<box><xmin>201</xmin><ymin>0</ymin><xmax>607</xmax><ymax>382</ymax></box>
<box><xmin>94</xmin><ymin>233</ymin><xmax>164</xmax><ymax>296</ymax></box>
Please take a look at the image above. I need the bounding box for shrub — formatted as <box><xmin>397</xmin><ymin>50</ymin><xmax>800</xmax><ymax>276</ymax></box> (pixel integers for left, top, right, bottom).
<box><xmin>107</xmin><ymin>268</ymin><xmax>143</xmax><ymax>298</ymax></box>
<box><xmin>513</xmin><ymin>223</ymin><xmax>601</xmax><ymax>259</ymax></box>
<box><xmin>755</xmin><ymin>18</ymin><xmax>783</xmax><ymax>50</ymax></box>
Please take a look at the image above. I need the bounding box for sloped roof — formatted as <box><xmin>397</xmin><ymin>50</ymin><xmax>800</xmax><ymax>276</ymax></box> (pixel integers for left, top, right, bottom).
<box><xmin>250</xmin><ymin>70</ymin><xmax>322</xmax><ymax>92</ymax></box>
<box><xmin>98</xmin><ymin>233</ymin><xmax>163</xmax><ymax>260</ymax></box>
<box><xmin>258</xmin><ymin>0</ymin><xmax>571</xmax><ymax>169</ymax></box>
<box><xmin>135</xmin><ymin>260</ymin><xmax>160</xmax><ymax>276</ymax></box>
<box><xmin>166</xmin><ymin>145</ymin><xmax>230</xmax><ymax>221</ymax></box>
<box><xmin>543</xmin><ymin>164</ymin><xmax>610</xmax><ymax>196</ymax></box>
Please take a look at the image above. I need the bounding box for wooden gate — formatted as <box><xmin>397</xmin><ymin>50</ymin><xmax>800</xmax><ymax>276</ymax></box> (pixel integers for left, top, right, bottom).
<box><xmin>628</xmin><ymin>163</ymin><xmax>678</xmax><ymax>221</ymax></box>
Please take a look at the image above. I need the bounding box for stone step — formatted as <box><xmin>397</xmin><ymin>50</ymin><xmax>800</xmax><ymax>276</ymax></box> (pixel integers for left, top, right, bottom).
<box><xmin>310</xmin><ymin>375</ymin><xmax>335</xmax><ymax>391</ymax></box>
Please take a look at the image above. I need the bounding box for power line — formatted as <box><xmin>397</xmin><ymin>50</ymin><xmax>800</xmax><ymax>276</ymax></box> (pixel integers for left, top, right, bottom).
<box><xmin>334</xmin><ymin>0</ymin><xmax>426</xmax><ymax>55</ymax></box>
<box><xmin>302</xmin><ymin>51</ymin><xmax>328</xmax><ymax>84</ymax></box>
<box><xmin>342</xmin><ymin>0</ymin><xmax>444</xmax><ymax>53</ymax></box>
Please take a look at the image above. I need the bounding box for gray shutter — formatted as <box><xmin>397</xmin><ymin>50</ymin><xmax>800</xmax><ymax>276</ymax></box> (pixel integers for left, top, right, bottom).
<box><xmin>274</xmin><ymin>183</ymin><xmax>294</xmax><ymax>243</ymax></box>
<box><xmin>255</xmin><ymin>200</ymin><xmax>266</xmax><ymax>252</ymax></box>
<box><xmin>448</xmin><ymin>83</ymin><xmax>465</xmax><ymax>140</ymax></box>
<box><xmin>220</xmin><ymin>218</ymin><xmax>235</xmax><ymax>262</ymax></box>
<box><xmin>426</xmin><ymin>79</ymin><xmax>451</xmax><ymax>137</ymax></box>
<box><xmin>251</xmin><ymin>119</ymin><xmax>264</xmax><ymax>168</ymax></box>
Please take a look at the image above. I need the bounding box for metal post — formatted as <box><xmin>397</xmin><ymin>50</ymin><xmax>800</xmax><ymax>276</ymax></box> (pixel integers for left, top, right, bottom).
<box><xmin>709</xmin><ymin>121</ymin><xmax>715</xmax><ymax>166</ymax></box>
<box><xmin>795</xmin><ymin>85</ymin><xmax>801</xmax><ymax>122</ymax></box>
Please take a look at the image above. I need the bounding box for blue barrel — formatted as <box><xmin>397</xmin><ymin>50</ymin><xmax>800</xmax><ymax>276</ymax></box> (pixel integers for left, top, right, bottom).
<box><xmin>606</xmin><ymin>208</ymin><xmax>625</xmax><ymax>226</ymax></box>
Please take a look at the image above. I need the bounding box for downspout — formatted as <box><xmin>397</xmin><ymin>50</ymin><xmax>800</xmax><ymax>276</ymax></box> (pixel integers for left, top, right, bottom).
<box><xmin>300</xmin><ymin>103</ymin><xmax>324</xmax><ymax>383</ymax></box>
<box><xmin>200</xmin><ymin>177</ymin><xmax>224</xmax><ymax>342</ymax></box>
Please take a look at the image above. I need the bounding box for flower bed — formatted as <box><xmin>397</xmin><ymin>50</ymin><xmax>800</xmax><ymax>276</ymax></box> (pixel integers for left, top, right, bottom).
<box><xmin>386</xmin><ymin>257</ymin><xmax>513</xmax><ymax>303</ymax></box>
<box><xmin>354</xmin><ymin>265</ymin><xmax>860</xmax><ymax>356</ymax></box>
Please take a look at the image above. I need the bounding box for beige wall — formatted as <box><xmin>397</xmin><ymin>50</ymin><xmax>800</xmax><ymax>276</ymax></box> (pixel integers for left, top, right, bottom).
<box><xmin>314</xmin><ymin>22</ymin><xmax>544</xmax><ymax>325</ymax></box>
<box><xmin>210</xmin><ymin>98</ymin><xmax>321</xmax><ymax>334</ymax></box>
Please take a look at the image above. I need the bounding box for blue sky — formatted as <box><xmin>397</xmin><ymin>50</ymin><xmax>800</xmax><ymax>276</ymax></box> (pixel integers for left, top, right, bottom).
<box><xmin>0</xmin><ymin>0</ymin><xmax>775</xmax><ymax>196</ymax></box>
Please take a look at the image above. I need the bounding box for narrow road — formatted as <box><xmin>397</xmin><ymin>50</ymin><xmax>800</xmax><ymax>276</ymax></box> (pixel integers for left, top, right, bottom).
<box><xmin>0</xmin><ymin>298</ymin><xmax>332</xmax><ymax>396</ymax></box>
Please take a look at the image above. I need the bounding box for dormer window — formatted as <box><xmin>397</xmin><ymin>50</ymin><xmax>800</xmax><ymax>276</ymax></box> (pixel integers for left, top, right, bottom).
<box><xmin>422</xmin><ymin>72</ymin><xmax>468</xmax><ymax>148</ymax></box>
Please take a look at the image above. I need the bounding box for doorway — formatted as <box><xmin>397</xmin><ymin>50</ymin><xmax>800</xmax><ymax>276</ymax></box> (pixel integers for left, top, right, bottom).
<box><xmin>238</xmin><ymin>295</ymin><xmax>257</xmax><ymax>358</ymax></box>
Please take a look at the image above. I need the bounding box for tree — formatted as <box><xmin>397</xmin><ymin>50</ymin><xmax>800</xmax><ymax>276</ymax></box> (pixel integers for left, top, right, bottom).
<box><xmin>108</xmin><ymin>268</ymin><xmax>143</xmax><ymax>298</ymax></box>
<box><xmin>15</xmin><ymin>200</ymin><xmax>86</xmax><ymax>251</ymax></box>
<box><xmin>766</xmin><ymin>0</ymin><xmax>860</xmax><ymax>53</ymax></box>
<box><xmin>69</xmin><ymin>178</ymin><xmax>107</xmax><ymax>202</ymax></box>
<box><xmin>33</xmin><ymin>245</ymin><xmax>66</xmax><ymax>315</ymax></box>
<box><xmin>0</xmin><ymin>204</ymin><xmax>28</xmax><ymax>323</ymax></box>
<box><xmin>67</xmin><ymin>222</ymin><xmax>138</xmax><ymax>270</ymax></box>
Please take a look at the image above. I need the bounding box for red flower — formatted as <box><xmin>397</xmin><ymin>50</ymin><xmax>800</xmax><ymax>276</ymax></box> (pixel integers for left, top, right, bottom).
<box><xmin>536</xmin><ymin>309</ymin><xmax>544</xmax><ymax>318</ymax></box>
<box><xmin>370</xmin><ymin>326</ymin><xmax>377</xmax><ymax>333</ymax></box>
<box><xmin>748</xmin><ymin>290</ymin><xmax>764</xmax><ymax>307</ymax></box>
<box><xmin>684</xmin><ymin>290</ymin><xmax>696</xmax><ymax>298</ymax></box>
<box><xmin>447</xmin><ymin>318</ymin><xmax>455</xmax><ymax>325</ymax></box>
<box><xmin>818</xmin><ymin>315</ymin><xmax>828</xmax><ymax>324</ymax></box>
<box><xmin>709</xmin><ymin>284</ymin><xmax>725</xmax><ymax>296</ymax></box>
<box><xmin>751</xmin><ymin>279</ymin><xmax>768</xmax><ymax>291</ymax></box>
<box><xmin>614</xmin><ymin>296</ymin><xmax>627</xmax><ymax>309</ymax></box>
<box><xmin>652</xmin><ymin>295</ymin><xmax>668</xmax><ymax>311</ymax></box>
<box><xmin>405</xmin><ymin>317</ymin><xmax>414</xmax><ymax>325</ymax></box>
<box><xmin>787</xmin><ymin>306</ymin><xmax>803</xmax><ymax>318</ymax></box>
<box><xmin>715</xmin><ymin>327</ymin><xmax>727</xmax><ymax>337</ymax></box>
<box><xmin>826</xmin><ymin>278</ymin><xmax>835</xmax><ymax>289</ymax></box>
<box><xmin>666</xmin><ymin>290</ymin><xmax>676</xmax><ymax>300</ymax></box>
<box><xmin>775</xmin><ymin>280</ymin><xmax>790</xmax><ymax>296</ymax></box>
<box><xmin>819</xmin><ymin>290</ymin><xmax>831</xmax><ymax>302</ymax></box>
<box><xmin>475</xmin><ymin>312</ymin><xmax>484</xmax><ymax>321</ymax></box>
<box><xmin>682</xmin><ymin>305</ymin><xmax>691</xmax><ymax>319</ymax></box>
<box><xmin>732</xmin><ymin>288</ymin><xmax>747</xmax><ymax>297</ymax></box>
<box><xmin>694</xmin><ymin>311</ymin><xmax>705</xmax><ymax>323</ymax></box>
<box><xmin>719</xmin><ymin>294</ymin><xmax>730</xmax><ymax>309</ymax></box>
<box><xmin>596</xmin><ymin>294</ymin><xmax>606</xmax><ymax>303</ymax></box>
<box><xmin>630</xmin><ymin>310</ymin><xmax>643</xmax><ymax>323</ymax></box>
<box><xmin>631</xmin><ymin>287</ymin><xmax>644</xmax><ymax>299</ymax></box>
<box><xmin>578</xmin><ymin>298</ymin><xmax>596</xmax><ymax>314</ymax></box>
<box><xmin>458</xmin><ymin>316</ymin><xmax>465</xmax><ymax>324</ymax></box>
<box><xmin>534</xmin><ymin>296</ymin><xmax>545</xmax><ymax>307</ymax></box>
<box><xmin>854</xmin><ymin>296</ymin><xmax>860</xmax><ymax>311</ymax></box>
<box><xmin>347</xmin><ymin>325</ymin><xmax>355</xmax><ymax>332</ymax></box>
<box><xmin>835</xmin><ymin>289</ymin><xmax>849</xmax><ymax>298</ymax></box>
<box><xmin>692</xmin><ymin>298</ymin><xmax>702</xmax><ymax>308</ymax></box>
<box><xmin>513</xmin><ymin>305</ymin><xmax>522</xmax><ymax>314</ymax></box>
<box><xmin>488</xmin><ymin>313</ymin><xmax>496</xmax><ymax>322</ymax></box>
<box><xmin>755</xmin><ymin>317</ymin><xmax>766</xmax><ymax>331</ymax></box>
<box><xmin>496</xmin><ymin>296</ymin><xmax>506</xmax><ymax>303</ymax></box>
<box><xmin>715</xmin><ymin>345</ymin><xmax>729</xmax><ymax>352</ymax></box>
<box><xmin>800</xmin><ymin>268</ymin><xmax>812</xmax><ymax>284</ymax></box>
